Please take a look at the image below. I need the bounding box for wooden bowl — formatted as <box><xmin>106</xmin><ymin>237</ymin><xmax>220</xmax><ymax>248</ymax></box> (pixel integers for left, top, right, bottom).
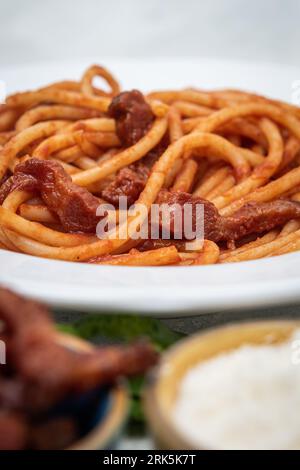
<box><xmin>56</xmin><ymin>334</ymin><xmax>129</xmax><ymax>450</ymax></box>
<box><xmin>143</xmin><ymin>320</ymin><xmax>300</xmax><ymax>450</ymax></box>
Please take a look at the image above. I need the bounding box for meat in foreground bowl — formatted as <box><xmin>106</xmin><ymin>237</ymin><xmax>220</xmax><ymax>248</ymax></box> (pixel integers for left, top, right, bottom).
<box><xmin>0</xmin><ymin>287</ymin><xmax>157</xmax><ymax>449</ymax></box>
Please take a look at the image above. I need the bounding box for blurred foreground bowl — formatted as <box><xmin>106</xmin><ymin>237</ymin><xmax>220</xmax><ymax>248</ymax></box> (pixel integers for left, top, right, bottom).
<box><xmin>55</xmin><ymin>333</ymin><xmax>129</xmax><ymax>450</ymax></box>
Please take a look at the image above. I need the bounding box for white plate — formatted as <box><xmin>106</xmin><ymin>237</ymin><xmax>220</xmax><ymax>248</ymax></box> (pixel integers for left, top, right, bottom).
<box><xmin>0</xmin><ymin>57</ymin><xmax>300</xmax><ymax>316</ymax></box>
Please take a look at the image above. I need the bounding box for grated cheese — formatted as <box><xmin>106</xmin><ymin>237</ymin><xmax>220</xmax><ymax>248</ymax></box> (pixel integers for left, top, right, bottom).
<box><xmin>173</xmin><ymin>330</ymin><xmax>300</xmax><ymax>450</ymax></box>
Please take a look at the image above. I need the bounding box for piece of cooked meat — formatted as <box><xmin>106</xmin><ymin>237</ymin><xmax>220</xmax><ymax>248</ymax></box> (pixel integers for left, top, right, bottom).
<box><xmin>108</xmin><ymin>89</ymin><xmax>154</xmax><ymax>146</ymax></box>
<box><xmin>156</xmin><ymin>190</ymin><xmax>300</xmax><ymax>243</ymax></box>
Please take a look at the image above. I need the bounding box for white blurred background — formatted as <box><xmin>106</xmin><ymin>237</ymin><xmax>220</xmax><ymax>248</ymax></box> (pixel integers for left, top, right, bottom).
<box><xmin>0</xmin><ymin>0</ymin><xmax>298</xmax><ymax>66</ymax></box>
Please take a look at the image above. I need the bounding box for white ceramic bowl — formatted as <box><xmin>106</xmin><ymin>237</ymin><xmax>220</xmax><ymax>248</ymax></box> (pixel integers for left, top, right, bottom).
<box><xmin>0</xmin><ymin>58</ymin><xmax>299</xmax><ymax>316</ymax></box>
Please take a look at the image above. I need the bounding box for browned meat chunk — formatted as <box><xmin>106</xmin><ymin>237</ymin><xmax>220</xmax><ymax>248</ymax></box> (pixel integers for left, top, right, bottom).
<box><xmin>108</xmin><ymin>90</ymin><xmax>154</xmax><ymax>146</ymax></box>
<box><xmin>102</xmin><ymin>163</ymin><xmax>149</xmax><ymax>207</ymax></box>
<box><xmin>156</xmin><ymin>190</ymin><xmax>221</xmax><ymax>241</ymax></box>
<box><xmin>221</xmin><ymin>200</ymin><xmax>300</xmax><ymax>241</ymax></box>
<box><xmin>156</xmin><ymin>190</ymin><xmax>300</xmax><ymax>243</ymax></box>
<box><xmin>2</xmin><ymin>159</ymin><xmax>101</xmax><ymax>233</ymax></box>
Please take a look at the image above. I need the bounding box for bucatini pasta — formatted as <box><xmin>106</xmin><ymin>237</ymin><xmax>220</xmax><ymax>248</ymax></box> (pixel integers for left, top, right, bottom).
<box><xmin>0</xmin><ymin>64</ymin><xmax>300</xmax><ymax>266</ymax></box>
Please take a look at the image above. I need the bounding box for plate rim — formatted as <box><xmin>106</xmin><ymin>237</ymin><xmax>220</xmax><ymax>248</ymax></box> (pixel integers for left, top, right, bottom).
<box><xmin>1</xmin><ymin>57</ymin><xmax>300</xmax><ymax>316</ymax></box>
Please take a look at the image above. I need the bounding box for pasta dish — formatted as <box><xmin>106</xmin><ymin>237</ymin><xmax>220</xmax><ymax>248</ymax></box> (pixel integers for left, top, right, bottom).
<box><xmin>0</xmin><ymin>65</ymin><xmax>300</xmax><ymax>266</ymax></box>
